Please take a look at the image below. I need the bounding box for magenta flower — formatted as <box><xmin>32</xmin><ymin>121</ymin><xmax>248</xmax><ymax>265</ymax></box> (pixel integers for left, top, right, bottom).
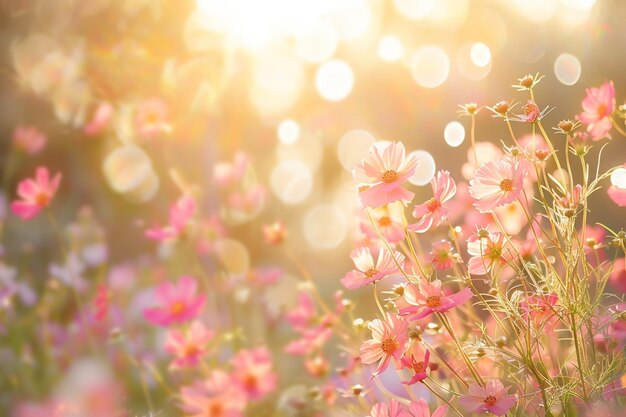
<box><xmin>341</xmin><ymin>247</ymin><xmax>405</xmax><ymax>290</ymax></box>
<box><xmin>231</xmin><ymin>347</ymin><xmax>278</xmax><ymax>401</ymax></box>
<box><xmin>406</xmin><ymin>398</ymin><xmax>448</xmax><ymax>417</ymax></box>
<box><xmin>400</xmin><ymin>350</ymin><xmax>430</xmax><ymax>385</ymax></box>
<box><xmin>180</xmin><ymin>370</ymin><xmax>246</xmax><ymax>417</ymax></box>
<box><xmin>360</xmin><ymin>313</ymin><xmax>409</xmax><ymax>377</ymax></box>
<box><xmin>408</xmin><ymin>170</ymin><xmax>456</xmax><ymax>233</ymax></box>
<box><xmin>368</xmin><ymin>399</ymin><xmax>408</xmax><ymax>417</ymax></box>
<box><xmin>469</xmin><ymin>156</ymin><xmax>530</xmax><ymax>213</ymax></box>
<box><xmin>576</xmin><ymin>80</ymin><xmax>615</xmax><ymax>140</ymax></box>
<box><xmin>11</xmin><ymin>166</ymin><xmax>61</xmax><ymax>220</ymax></box>
<box><xmin>144</xmin><ymin>276</ymin><xmax>206</xmax><ymax>326</ymax></box>
<box><xmin>459</xmin><ymin>380</ymin><xmax>517</xmax><ymax>416</ymax></box>
<box><xmin>353</xmin><ymin>141</ymin><xmax>419</xmax><ymax>208</ymax></box>
<box><xmin>399</xmin><ymin>279</ymin><xmax>473</xmax><ymax>320</ymax></box>
<box><xmin>165</xmin><ymin>320</ymin><xmax>213</xmax><ymax>369</ymax></box>
<box><xmin>145</xmin><ymin>195</ymin><xmax>196</xmax><ymax>241</ymax></box>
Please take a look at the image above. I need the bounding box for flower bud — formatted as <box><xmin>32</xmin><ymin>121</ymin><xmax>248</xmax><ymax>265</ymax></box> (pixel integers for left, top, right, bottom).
<box><xmin>493</xmin><ymin>101</ymin><xmax>510</xmax><ymax>115</ymax></box>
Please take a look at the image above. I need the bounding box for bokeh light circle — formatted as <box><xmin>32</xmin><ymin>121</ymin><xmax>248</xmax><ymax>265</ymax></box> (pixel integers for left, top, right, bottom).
<box><xmin>611</xmin><ymin>167</ymin><xmax>626</xmax><ymax>189</ymax></box>
<box><xmin>337</xmin><ymin>129</ymin><xmax>376</xmax><ymax>171</ymax></box>
<box><xmin>103</xmin><ymin>145</ymin><xmax>154</xmax><ymax>193</ymax></box>
<box><xmin>378</xmin><ymin>35</ymin><xmax>404</xmax><ymax>62</ymax></box>
<box><xmin>315</xmin><ymin>60</ymin><xmax>354</xmax><ymax>102</ymax></box>
<box><xmin>393</xmin><ymin>0</ymin><xmax>435</xmax><ymax>20</ymax></box>
<box><xmin>554</xmin><ymin>53</ymin><xmax>581</xmax><ymax>86</ymax></box>
<box><xmin>470</xmin><ymin>42</ymin><xmax>491</xmax><ymax>68</ymax></box>
<box><xmin>444</xmin><ymin>121</ymin><xmax>465</xmax><ymax>147</ymax></box>
<box><xmin>277</xmin><ymin>119</ymin><xmax>300</xmax><ymax>145</ymax></box>
<box><xmin>303</xmin><ymin>205</ymin><xmax>347</xmax><ymax>249</ymax></box>
<box><xmin>410</xmin><ymin>46</ymin><xmax>450</xmax><ymax>88</ymax></box>
<box><xmin>215</xmin><ymin>238</ymin><xmax>250</xmax><ymax>275</ymax></box>
<box><xmin>408</xmin><ymin>150</ymin><xmax>436</xmax><ymax>185</ymax></box>
<box><xmin>270</xmin><ymin>159</ymin><xmax>313</xmax><ymax>204</ymax></box>
<box><xmin>295</xmin><ymin>23</ymin><xmax>338</xmax><ymax>63</ymax></box>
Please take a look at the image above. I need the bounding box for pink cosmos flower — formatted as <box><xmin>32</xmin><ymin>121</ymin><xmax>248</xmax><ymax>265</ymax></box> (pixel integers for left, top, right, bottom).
<box><xmin>360</xmin><ymin>204</ymin><xmax>406</xmax><ymax>243</ymax></box>
<box><xmin>459</xmin><ymin>380</ymin><xmax>517</xmax><ymax>416</ymax></box>
<box><xmin>144</xmin><ymin>276</ymin><xmax>206</xmax><ymax>326</ymax></box>
<box><xmin>400</xmin><ymin>350</ymin><xmax>430</xmax><ymax>385</ymax></box>
<box><xmin>214</xmin><ymin>152</ymin><xmax>250</xmax><ymax>187</ymax></box>
<box><xmin>399</xmin><ymin>279</ymin><xmax>473</xmax><ymax>320</ymax></box>
<box><xmin>430</xmin><ymin>240</ymin><xmax>457</xmax><ymax>270</ymax></box>
<box><xmin>231</xmin><ymin>347</ymin><xmax>278</xmax><ymax>401</ymax></box>
<box><xmin>180</xmin><ymin>370</ymin><xmax>246</xmax><ymax>417</ymax></box>
<box><xmin>165</xmin><ymin>320</ymin><xmax>213</xmax><ymax>368</ymax></box>
<box><xmin>469</xmin><ymin>156</ymin><xmax>531</xmax><ymax>212</ymax></box>
<box><xmin>408</xmin><ymin>170</ymin><xmax>456</xmax><ymax>233</ymax></box>
<box><xmin>135</xmin><ymin>98</ymin><xmax>171</xmax><ymax>140</ymax></box>
<box><xmin>341</xmin><ymin>247</ymin><xmax>405</xmax><ymax>290</ymax></box>
<box><xmin>11</xmin><ymin>166</ymin><xmax>61</xmax><ymax>220</ymax></box>
<box><xmin>610</xmin><ymin>258</ymin><xmax>626</xmax><ymax>293</ymax></box>
<box><xmin>493</xmin><ymin>201</ymin><xmax>529</xmax><ymax>235</ymax></box>
<box><xmin>368</xmin><ymin>399</ymin><xmax>408</xmax><ymax>417</ymax></box>
<box><xmin>13</xmin><ymin>126</ymin><xmax>46</xmax><ymax>154</ymax></box>
<box><xmin>520</xmin><ymin>293</ymin><xmax>559</xmax><ymax>330</ymax></box>
<box><xmin>406</xmin><ymin>398</ymin><xmax>448</xmax><ymax>417</ymax></box>
<box><xmin>360</xmin><ymin>313</ymin><xmax>409</xmax><ymax>377</ymax></box>
<box><xmin>608</xmin><ymin>185</ymin><xmax>626</xmax><ymax>207</ymax></box>
<box><xmin>84</xmin><ymin>102</ymin><xmax>114</xmax><ymax>136</ymax></box>
<box><xmin>518</xmin><ymin>100</ymin><xmax>541</xmax><ymax>123</ymax></box>
<box><xmin>285</xmin><ymin>290</ymin><xmax>315</xmax><ymax>331</ymax></box>
<box><xmin>467</xmin><ymin>232</ymin><xmax>516</xmax><ymax>276</ymax></box>
<box><xmin>576</xmin><ymin>81</ymin><xmax>615</xmax><ymax>140</ymax></box>
<box><xmin>353</xmin><ymin>141</ymin><xmax>419</xmax><ymax>208</ymax></box>
<box><xmin>145</xmin><ymin>195</ymin><xmax>196</xmax><ymax>241</ymax></box>
<box><xmin>462</xmin><ymin>142</ymin><xmax>503</xmax><ymax>181</ymax></box>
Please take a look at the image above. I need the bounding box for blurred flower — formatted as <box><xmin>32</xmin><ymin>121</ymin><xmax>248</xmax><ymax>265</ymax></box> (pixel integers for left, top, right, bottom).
<box><xmin>134</xmin><ymin>98</ymin><xmax>171</xmax><ymax>140</ymax></box>
<box><xmin>400</xmin><ymin>279</ymin><xmax>473</xmax><ymax>320</ymax></box>
<box><xmin>518</xmin><ymin>100</ymin><xmax>540</xmax><ymax>123</ymax></box>
<box><xmin>262</xmin><ymin>220</ymin><xmax>286</xmax><ymax>245</ymax></box>
<box><xmin>519</xmin><ymin>293</ymin><xmax>559</xmax><ymax>330</ymax></box>
<box><xmin>214</xmin><ymin>152</ymin><xmax>251</xmax><ymax>187</ymax></box>
<box><xmin>231</xmin><ymin>346</ymin><xmax>278</xmax><ymax>401</ymax></box>
<box><xmin>353</xmin><ymin>141</ymin><xmax>419</xmax><ymax>208</ymax></box>
<box><xmin>429</xmin><ymin>240</ymin><xmax>457</xmax><ymax>270</ymax></box>
<box><xmin>145</xmin><ymin>195</ymin><xmax>196</xmax><ymax>241</ymax></box>
<box><xmin>180</xmin><ymin>370</ymin><xmax>246</xmax><ymax>417</ymax></box>
<box><xmin>577</xmin><ymin>81</ymin><xmax>615</xmax><ymax>140</ymax></box>
<box><xmin>12</xmin><ymin>125</ymin><xmax>46</xmax><ymax>154</ymax></box>
<box><xmin>360</xmin><ymin>313</ymin><xmax>408</xmax><ymax>377</ymax></box>
<box><xmin>610</xmin><ymin>258</ymin><xmax>626</xmax><ymax>293</ymax></box>
<box><xmin>459</xmin><ymin>380</ymin><xmax>517</xmax><ymax>416</ymax></box>
<box><xmin>341</xmin><ymin>247</ymin><xmax>404</xmax><ymax>290</ymax></box>
<box><xmin>144</xmin><ymin>275</ymin><xmax>206</xmax><ymax>326</ymax></box>
<box><xmin>408</xmin><ymin>170</ymin><xmax>456</xmax><ymax>233</ymax></box>
<box><xmin>608</xmin><ymin>185</ymin><xmax>626</xmax><ymax>207</ymax></box>
<box><xmin>467</xmin><ymin>231</ymin><xmax>515</xmax><ymax>276</ymax></box>
<box><xmin>84</xmin><ymin>102</ymin><xmax>114</xmax><ymax>136</ymax></box>
<box><xmin>165</xmin><ymin>320</ymin><xmax>213</xmax><ymax>369</ymax></box>
<box><xmin>11</xmin><ymin>166</ymin><xmax>61</xmax><ymax>220</ymax></box>
<box><xmin>469</xmin><ymin>156</ymin><xmax>530</xmax><ymax>212</ymax></box>
<box><xmin>406</xmin><ymin>399</ymin><xmax>448</xmax><ymax>417</ymax></box>
<box><xmin>368</xmin><ymin>399</ymin><xmax>406</xmax><ymax>417</ymax></box>
<box><xmin>359</xmin><ymin>204</ymin><xmax>405</xmax><ymax>244</ymax></box>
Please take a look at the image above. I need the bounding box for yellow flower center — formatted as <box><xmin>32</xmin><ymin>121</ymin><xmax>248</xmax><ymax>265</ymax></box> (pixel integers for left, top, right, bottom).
<box><xmin>382</xmin><ymin>170</ymin><xmax>398</xmax><ymax>183</ymax></box>
<box><xmin>426</xmin><ymin>198</ymin><xmax>441</xmax><ymax>212</ymax></box>
<box><xmin>169</xmin><ymin>301</ymin><xmax>186</xmax><ymax>316</ymax></box>
<box><xmin>380</xmin><ymin>337</ymin><xmax>398</xmax><ymax>354</ymax></box>
<box><xmin>378</xmin><ymin>216</ymin><xmax>392</xmax><ymax>226</ymax></box>
<box><xmin>484</xmin><ymin>395</ymin><xmax>497</xmax><ymax>407</ymax></box>
<box><xmin>364</xmin><ymin>267</ymin><xmax>379</xmax><ymax>278</ymax></box>
<box><xmin>499</xmin><ymin>179</ymin><xmax>513</xmax><ymax>192</ymax></box>
<box><xmin>425</xmin><ymin>295</ymin><xmax>442</xmax><ymax>308</ymax></box>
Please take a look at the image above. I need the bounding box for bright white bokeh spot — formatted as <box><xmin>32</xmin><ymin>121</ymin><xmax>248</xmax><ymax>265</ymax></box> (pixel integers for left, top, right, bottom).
<box><xmin>393</xmin><ymin>0</ymin><xmax>435</xmax><ymax>20</ymax></box>
<box><xmin>295</xmin><ymin>23</ymin><xmax>338</xmax><ymax>63</ymax></box>
<box><xmin>444</xmin><ymin>121</ymin><xmax>465</xmax><ymax>147</ymax></box>
<box><xmin>611</xmin><ymin>167</ymin><xmax>626</xmax><ymax>189</ymax></box>
<box><xmin>303</xmin><ymin>205</ymin><xmax>347</xmax><ymax>249</ymax></box>
<box><xmin>378</xmin><ymin>35</ymin><xmax>404</xmax><ymax>62</ymax></box>
<box><xmin>103</xmin><ymin>145</ymin><xmax>154</xmax><ymax>193</ymax></box>
<box><xmin>408</xmin><ymin>150</ymin><xmax>436</xmax><ymax>186</ymax></box>
<box><xmin>270</xmin><ymin>159</ymin><xmax>313</xmax><ymax>204</ymax></box>
<box><xmin>554</xmin><ymin>53</ymin><xmax>581</xmax><ymax>86</ymax></box>
<box><xmin>456</xmin><ymin>43</ymin><xmax>492</xmax><ymax>81</ymax></box>
<box><xmin>251</xmin><ymin>56</ymin><xmax>303</xmax><ymax>116</ymax></box>
<box><xmin>470</xmin><ymin>42</ymin><xmax>491</xmax><ymax>68</ymax></box>
<box><xmin>315</xmin><ymin>60</ymin><xmax>354</xmax><ymax>102</ymax></box>
<box><xmin>277</xmin><ymin>119</ymin><xmax>300</xmax><ymax>145</ymax></box>
<box><xmin>410</xmin><ymin>46</ymin><xmax>450</xmax><ymax>88</ymax></box>
<box><xmin>337</xmin><ymin>129</ymin><xmax>376</xmax><ymax>171</ymax></box>
<box><xmin>562</xmin><ymin>0</ymin><xmax>596</xmax><ymax>10</ymax></box>
<box><xmin>327</xmin><ymin>0</ymin><xmax>372</xmax><ymax>41</ymax></box>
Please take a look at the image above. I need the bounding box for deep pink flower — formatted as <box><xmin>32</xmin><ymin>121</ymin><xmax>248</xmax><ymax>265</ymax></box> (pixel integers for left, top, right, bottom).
<box><xmin>406</xmin><ymin>398</ymin><xmax>448</xmax><ymax>417</ymax></box>
<box><xmin>11</xmin><ymin>166</ymin><xmax>61</xmax><ymax>220</ymax></box>
<box><xmin>13</xmin><ymin>126</ymin><xmax>46</xmax><ymax>154</ymax></box>
<box><xmin>231</xmin><ymin>347</ymin><xmax>278</xmax><ymax>401</ymax></box>
<box><xmin>429</xmin><ymin>240</ymin><xmax>456</xmax><ymax>270</ymax></box>
<box><xmin>165</xmin><ymin>320</ymin><xmax>213</xmax><ymax>368</ymax></box>
<box><xmin>576</xmin><ymin>81</ymin><xmax>615</xmax><ymax>140</ymax></box>
<box><xmin>353</xmin><ymin>141</ymin><xmax>419</xmax><ymax>208</ymax></box>
<box><xmin>469</xmin><ymin>156</ymin><xmax>530</xmax><ymax>212</ymax></box>
<box><xmin>519</xmin><ymin>100</ymin><xmax>540</xmax><ymax>123</ymax></box>
<box><xmin>144</xmin><ymin>276</ymin><xmax>206</xmax><ymax>326</ymax></box>
<box><xmin>400</xmin><ymin>350</ymin><xmax>430</xmax><ymax>385</ymax></box>
<box><xmin>145</xmin><ymin>195</ymin><xmax>196</xmax><ymax>241</ymax></box>
<box><xmin>408</xmin><ymin>170</ymin><xmax>456</xmax><ymax>233</ymax></box>
<box><xmin>368</xmin><ymin>399</ymin><xmax>408</xmax><ymax>417</ymax></box>
<box><xmin>399</xmin><ymin>279</ymin><xmax>473</xmax><ymax>320</ymax></box>
<box><xmin>180</xmin><ymin>370</ymin><xmax>246</xmax><ymax>417</ymax></box>
<box><xmin>360</xmin><ymin>313</ymin><xmax>409</xmax><ymax>377</ymax></box>
<box><xmin>467</xmin><ymin>232</ymin><xmax>516</xmax><ymax>276</ymax></box>
<box><xmin>459</xmin><ymin>380</ymin><xmax>517</xmax><ymax>416</ymax></box>
<box><xmin>341</xmin><ymin>247</ymin><xmax>404</xmax><ymax>290</ymax></box>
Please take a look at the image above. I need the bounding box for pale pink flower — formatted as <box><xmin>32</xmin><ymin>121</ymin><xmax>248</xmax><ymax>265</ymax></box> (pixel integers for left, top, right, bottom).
<box><xmin>608</xmin><ymin>185</ymin><xmax>626</xmax><ymax>207</ymax></box>
<box><xmin>144</xmin><ymin>276</ymin><xmax>206</xmax><ymax>326</ymax></box>
<box><xmin>180</xmin><ymin>370</ymin><xmax>246</xmax><ymax>417</ymax></box>
<box><xmin>360</xmin><ymin>313</ymin><xmax>409</xmax><ymax>377</ymax></box>
<box><xmin>557</xmin><ymin>184</ymin><xmax>583</xmax><ymax>211</ymax></box>
<box><xmin>462</xmin><ymin>142</ymin><xmax>503</xmax><ymax>180</ymax></box>
<box><xmin>576</xmin><ymin>81</ymin><xmax>615</xmax><ymax>140</ymax></box>
<box><xmin>493</xmin><ymin>201</ymin><xmax>528</xmax><ymax>235</ymax></box>
<box><xmin>400</xmin><ymin>350</ymin><xmax>430</xmax><ymax>385</ymax></box>
<box><xmin>467</xmin><ymin>232</ymin><xmax>515</xmax><ymax>276</ymax></box>
<box><xmin>408</xmin><ymin>170</ymin><xmax>456</xmax><ymax>233</ymax></box>
<box><xmin>285</xmin><ymin>290</ymin><xmax>315</xmax><ymax>331</ymax></box>
<box><xmin>368</xmin><ymin>399</ymin><xmax>408</xmax><ymax>417</ymax></box>
<box><xmin>84</xmin><ymin>102</ymin><xmax>114</xmax><ymax>136</ymax></box>
<box><xmin>520</xmin><ymin>293</ymin><xmax>559</xmax><ymax>329</ymax></box>
<box><xmin>360</xmin><ymin>204</ymin><xmax>405</xmax><ymax>243</ymax></box>
<box><xmin>145</xmin><ymin>195</ymin><xmax>196</xmax><ymax>241</ymax></box>
<box><xmin>353</xmin><ymin>141</ymin><xmax>419</xmax><ymax>208</ymax></box>
<box><xmin>610</xmin><ymin>258</ymin><xmax>626</xmax><ymax>293</ymax></box>
<box><xmin>341</xmin><ymin>247</ymin><xmax>405</xmax><ymax>290</ymax></box>
<box><xmin>231</xmin><ymin>347</ymin><xmax>278</xmax><ymax>401</ymax></box>
<box><xmin>11</xmin><ymin>166</ymin><xmax>61</xmax><ymax>220</ymax></box>
<box><xmin>165</xmin><ymin>320</ymin><xmax>213</xmax><ymax>368</ymax></box>
<box><xmin>430</xmin><ymin>240</ymin><xmax>457</xmax><ymax>270</ymax></box>
<box><xmin>459</xmin><ymin>380</ymin><xmax>517</xmax><ymax>416</ymax></box>
<box><xmin>406</xmin><ymin>398</ymin><xmax>448</xmax><ymax>417</ymax></box>
<box><xmin>469</xmin><ymin>156</ymin><xmax>530</xmax><ymax>212</ymax></box>
<box><xmin>214</xmin><ymin>152</ymin><xmax>251</xmax><ymax>187</ymax></box>
<box><xmin>262</xmin><ymin>220</ymin><xmax>287</xmax><ymax>245</ymax></box>
<box><xmin>399</xmin><ymin>279</ymin><xmax>473</xmax><ymax>320</ymax></box>
<box><xmin>13</xmin><ymin>126</ymin><xmax>46</xmax><ymax>154</ymax></box>
<box><xmin>518</xmin><ymin>100</ymin><xmax>540</xmax><ymax>123</ymax></box>
<box><xmin>135</xmin><ymin>98</ymin><xmax>171</xmax><ymax>139</ymax></box>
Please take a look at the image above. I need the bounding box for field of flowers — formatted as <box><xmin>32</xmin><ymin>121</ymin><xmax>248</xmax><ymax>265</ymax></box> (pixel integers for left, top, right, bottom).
<box><xmin>1</xmin><ymin>1</ymin><xmax>625</xmax><ymax>417</ymax></box>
